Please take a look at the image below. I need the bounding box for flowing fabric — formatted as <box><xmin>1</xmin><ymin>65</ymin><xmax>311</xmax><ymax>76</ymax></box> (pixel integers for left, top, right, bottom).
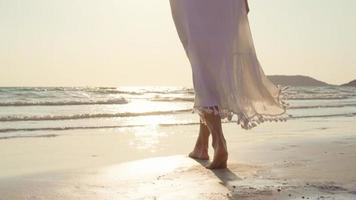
<box><xmin>169</xmin><ymin>0</ymin><xmax>289</xmax><ymax>129</ymax></box>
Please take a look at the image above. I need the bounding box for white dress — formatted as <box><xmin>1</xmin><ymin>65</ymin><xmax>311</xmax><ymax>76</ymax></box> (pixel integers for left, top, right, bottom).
<box><xmin>169</xmin><ymin>0</ymin><xmax>289</xmax><ymax>129</ymax></box>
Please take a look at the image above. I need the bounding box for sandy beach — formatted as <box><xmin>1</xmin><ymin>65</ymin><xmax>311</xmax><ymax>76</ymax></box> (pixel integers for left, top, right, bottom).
<box><xmin>1</xmin><ymin>116</ymin><xmax>356</xmax><ymax>199</ymax></box>
<box><xmin>1</xmin><ymin>0</ymin><xmax>356</xmax><ymax>198</ymax></box>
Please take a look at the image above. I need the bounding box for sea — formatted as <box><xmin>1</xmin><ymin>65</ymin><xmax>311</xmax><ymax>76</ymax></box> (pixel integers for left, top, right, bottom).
<box><xmin>0</xmin><ymin>86</ymin><xmax>355</xmax><ymax>139</ymax></box>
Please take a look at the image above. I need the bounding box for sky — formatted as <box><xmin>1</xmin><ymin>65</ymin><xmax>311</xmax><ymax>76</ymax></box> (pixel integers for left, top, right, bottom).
<box><xmin>0</xmin><ymin>0</ymin><xmax>355</xmax><ymax>87</ymax></box>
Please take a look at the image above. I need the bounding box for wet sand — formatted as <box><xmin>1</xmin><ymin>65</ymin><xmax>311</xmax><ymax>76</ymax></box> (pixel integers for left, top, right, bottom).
<box><xmin>0</xmin><ymin>117</ymin><xmax>356</xmax><ymax>199</ymax></box>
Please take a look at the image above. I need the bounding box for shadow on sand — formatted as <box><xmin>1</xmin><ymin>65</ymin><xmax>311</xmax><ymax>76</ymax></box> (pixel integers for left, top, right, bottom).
<box><xmin>193</xmin><ymin>158</ymin><xmax>242</xmax><ymax>184</ymax></box>
<box><xmin>192</xmin><ymin>158</ymin><xmax>243</xmax><ymax>199</ymax></box>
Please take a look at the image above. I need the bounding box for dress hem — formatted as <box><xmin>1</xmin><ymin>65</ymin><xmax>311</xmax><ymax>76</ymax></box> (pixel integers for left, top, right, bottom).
<box><xmin>191</xmin><ymin>85</ymin><xmax>291</xmax><ymax>130</ymax></box>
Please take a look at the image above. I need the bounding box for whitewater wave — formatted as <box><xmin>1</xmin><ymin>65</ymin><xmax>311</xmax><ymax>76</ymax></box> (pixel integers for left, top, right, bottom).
<box><xmin>288</xmin><ymin>96</ymin><xmax>349</xmax><ymax>100</ymax></box>
<box><xmin>0</xmin><ymin>109</ymin><xmax>192</xmax><ymax>122</ymax></box>
<box><xmin>291</xmin><ymin>113</ymin><xmax>356</xmax><ymax>119</ymax></box>
<box><xmin>0</xmin><ymin>98</ymin><xmax>129</xmax><ymax>106</ymax></box>
<box><xmin>88</xmin><ymin>87</ymin><xmax>193</xmax><ymax>95</ymax></box>
<box><xmin>150</xmin><ymin>96</ymin><xmax>355</xmax><ymax>102</ymax></box>
<box><xmin>290</xmin><ymin>103</ymin><xmax>356</xmax><ymax>109</ymax></box>
<box><xmin>1</xmin><ymin>102</ymin><xmax>356</xmax><ymax>122</ymax></box>
<box><xmin>1</xmin><ymin>113</ymin><xmax>355</xmax><ymax>135</ymax></box>
<box><xmin>150</xmin><ymin>97</ymin><xmax>194</xmax><ymax>102</ymax></box>
<box><xmin>0</xmin><ymin>123</ymin><xmax>200</xmax><ymax>135</ymax></box>
<box><xmin>0</xmin><ymin>134</ymin><xmax>59</xmax><ymax>140</ymax></box>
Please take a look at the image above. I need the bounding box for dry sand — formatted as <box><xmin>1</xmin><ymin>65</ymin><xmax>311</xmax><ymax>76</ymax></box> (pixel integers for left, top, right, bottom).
<box><xmin>0</xmin><ymin>117</ymin><xmax>356</xmax><ymax>199</ymax></box>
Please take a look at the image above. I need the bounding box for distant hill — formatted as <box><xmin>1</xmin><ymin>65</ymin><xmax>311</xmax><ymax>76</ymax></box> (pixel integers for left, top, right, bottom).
<box><xmin>341</xmin><ymin>79</ymin><xmax>356</xmax><ymax>87</ymax></box>
<box><xmin>267</xmin><ymin>75</ymin><xmax>330</xmax><ymax>87</ymax></box>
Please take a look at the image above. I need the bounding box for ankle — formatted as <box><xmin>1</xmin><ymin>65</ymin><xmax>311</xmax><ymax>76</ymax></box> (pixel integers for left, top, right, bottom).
<box><xmin>212</xmin><ymin>139</ymin><xmax>226</xmax><ymax>149</ymax></box>
<box><xmin>194</xmin><ymin>144</ymin><xmax>208</xmax><ymax>151</ymax></box>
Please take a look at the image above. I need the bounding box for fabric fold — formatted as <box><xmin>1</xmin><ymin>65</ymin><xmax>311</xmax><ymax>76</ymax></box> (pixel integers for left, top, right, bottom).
<box><xmin>169</xmin><ymin>0</ymin><xmax>290</xmax><ymax>130</ymax></box>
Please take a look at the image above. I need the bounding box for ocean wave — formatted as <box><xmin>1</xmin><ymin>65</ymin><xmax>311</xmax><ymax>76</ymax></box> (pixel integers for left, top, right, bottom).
<box><xmin>150</xmin><ymin>97</ymin><xmax>194</xmax><ymax>102</ymax></box>
<box><xmin>0</xmin><ymin>134</ymin><xmax>59</xmax><ymax>140</ymax></box>
<box><xmin>290</xmin><ymin>103</ymin><xmax>356</xmax><ymax>109</ymax></box>
<box><xmin>91</xmin><ymin>89</ymin><xmax>144</xmax><ymax>95</ymax></box>
<box><xmin>0</xmin><ymin>109</ymin><xmax>192</xmax><ymax>122</ymax></box>
<box><xmin>0</xmin><ymin>126</ymin><xmax>139</xmax><ymax>134</ymax></box>
<box><xmin>1</xmin><ymin>113</ymin><xmax>356</xmax><ymax>135</ymax></box>
<box><xmin>89</xmin><ymin>87</ymin><xmax>193</xmax><ymax>95</ymax></box>
<box><xmin>288</xmin><ymin>96</ymin><xmax>349</xmax><ymax>100</ymax></box>
<box><xmin>291</xmin><ymin>113</ymin><xmax>356</xmax><ymax>119</ymax></box>
<box><xmin>0</xmin><ymin>98</ymin><xmax>129</xmax><ymax>106</ymax></box>
<box><xmin>0</xmin><ymin>123</ymin><xmax>201</xmax><ymax>135</ymax></box>
<box><xmin>1</xmin><ymin>103</ymin><xmax>356</xmax><ymax>122</ymax></box>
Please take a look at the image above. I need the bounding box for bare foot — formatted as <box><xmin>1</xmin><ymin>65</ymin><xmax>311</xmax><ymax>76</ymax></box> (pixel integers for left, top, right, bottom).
<box><xmin>206</xmin><ymin>145</ymin><xmax>228</xmax><ymax>169</ymax></box>
<box><xmin>189</xmin><ymin>148</ymin><xmax>209</xmax><ymax>160</ymax></box>
<box><xmin>189</xmin><ymin>122</ymin><xmax>210</xmax><ymax>160</ymax></box>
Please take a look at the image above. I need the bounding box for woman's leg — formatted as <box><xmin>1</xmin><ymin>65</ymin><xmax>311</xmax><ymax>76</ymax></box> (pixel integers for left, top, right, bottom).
<box><xmin>189</xmin><ymin>120</ymin><xmax>210</xmax><ymax>160</ymax></box>
<box><xmin>203</xmin><ymin>108</ymin><xmax>228</xmax><ymax>169</ymax></box>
